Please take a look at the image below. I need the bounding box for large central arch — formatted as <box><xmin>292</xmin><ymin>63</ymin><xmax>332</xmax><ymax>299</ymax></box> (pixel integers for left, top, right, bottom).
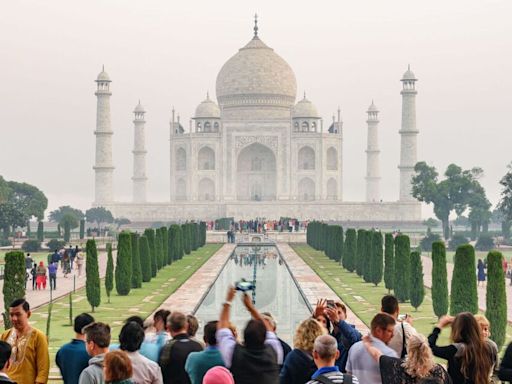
<box><xmin>236</xmin><ymin>143</ymin><xmax>276</xmax><ymax>201</ymax></box>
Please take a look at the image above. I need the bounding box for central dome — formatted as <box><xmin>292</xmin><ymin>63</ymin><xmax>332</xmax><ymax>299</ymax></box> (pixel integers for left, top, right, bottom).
<box><xmin>215</xmin><ymin>36</ymin><xmax>297</xmax><ymax>109</ymax></box>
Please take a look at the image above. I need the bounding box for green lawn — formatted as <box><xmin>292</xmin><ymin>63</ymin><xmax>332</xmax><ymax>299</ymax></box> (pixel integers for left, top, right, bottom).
<box><xmin>422</xmin><ymin>249</ymin><xmax>512</xmax><ymax>264</ymax></box>
<box><xmin>0</xmin><ymin>251</ymin><xmax>49</xmax><ymax>265</ymax></box>
<box><xmin>27</xmin><ymin>243</ymin><xmax>222</xmax><ymax>378</ymax></box>
<box><xmin>290</xmin><ymin>243</ymin><xmax>512</xmax><ymax>351</ymax></box>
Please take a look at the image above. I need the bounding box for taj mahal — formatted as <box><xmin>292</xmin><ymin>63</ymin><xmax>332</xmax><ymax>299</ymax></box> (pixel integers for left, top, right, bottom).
<box><xmin>92</xmin><ymin>19</ymin><xmax>421</xmax><ymax>222</ymax></box>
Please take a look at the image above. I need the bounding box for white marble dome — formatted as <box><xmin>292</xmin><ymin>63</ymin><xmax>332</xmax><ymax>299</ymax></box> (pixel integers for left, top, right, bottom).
<box><xmin>293</xmin><ymin>95</ymin><xmax>319</xmax><ymax>118</ymax></box>
<box><xmin>134</xmin><ymin>101</ymin><xmax>145</xmax><ymax>113</ymax></box>
<box><xmin>402</xmin><ymin>65</ymin><xmax>417</xmax><ymax>81</ymax></box>
<box><xmin>215</xmin><ymin>36</ymin><xmax>297</xmax><ymax>108</ymax></box>
<box><xmin>195</xmin><ymin>94</ymin><xmax>220</xmax><ymax>118</ymax></box>
<box><xmin>97</xmin><ymin>69</ymin><xmax>110</xmax><ymax>82</ymax></box>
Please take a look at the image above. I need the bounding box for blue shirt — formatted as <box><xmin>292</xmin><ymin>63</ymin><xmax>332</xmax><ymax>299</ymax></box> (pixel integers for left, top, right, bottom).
<box><xmin>312</xmin><ymin>366</ymin><xmax>340</xmax><ymax>379</ymax></box>
<box><xmin>56</xmin><ymin>339</ymin><xmax>90</xmax><ymax>384</ymax></box>
<box><xmin>185</xmin><ymin>346</ymin><xmax>225</xmax><ymax>384</ymax></box>
<box><xmin>48</xmin><ymin>263</ymin><xmax>58</xmax><ymax>275</ymax></box>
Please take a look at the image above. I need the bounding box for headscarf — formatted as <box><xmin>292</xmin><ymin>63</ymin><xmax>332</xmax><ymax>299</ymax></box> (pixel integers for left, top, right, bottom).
<box><xmin>202</xmin><ymin>366</ymin><xmax>234</xmax><ymax>384</ymax></box>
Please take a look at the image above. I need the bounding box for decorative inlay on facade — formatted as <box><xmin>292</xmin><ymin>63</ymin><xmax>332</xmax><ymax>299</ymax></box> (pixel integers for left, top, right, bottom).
<box><xmin>235</xmin><ymin>135</ymin><xmax>278</xmax><ymax>153</ymax></box>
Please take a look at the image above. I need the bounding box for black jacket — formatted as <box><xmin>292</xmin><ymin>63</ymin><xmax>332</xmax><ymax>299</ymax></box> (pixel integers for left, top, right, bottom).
<box><xmin>279</xmin><ymin>348</ymin><xmax>316</xmax><ymax>384</ymax></box>
<box><xmin>159</xmin><ymin>333</ymin><xmax>203</xmax><ymax>384</ymax></box>
<box><xmin>230</xmin><ymin>343</ymin><xmax>279</xmax><ymax>384</ymax></box>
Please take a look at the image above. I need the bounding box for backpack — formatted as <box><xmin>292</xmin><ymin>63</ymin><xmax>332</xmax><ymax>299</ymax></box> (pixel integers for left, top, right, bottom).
<box><xmin>315</xmin><ymin>373</ymin><xmax>354</xmax><ymax>384</ymax></box>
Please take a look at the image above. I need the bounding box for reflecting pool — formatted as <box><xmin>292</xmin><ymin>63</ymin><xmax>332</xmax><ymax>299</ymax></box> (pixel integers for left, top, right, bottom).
<box><xmin>193</xmin><ymin>245</ymin><xmax>312</xmax><ymax>344</ymax></box>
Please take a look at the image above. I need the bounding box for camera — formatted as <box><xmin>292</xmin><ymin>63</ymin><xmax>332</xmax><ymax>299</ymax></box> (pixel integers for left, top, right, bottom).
<box><xmin>235</xmin><ymin>279</ymin><xmax>255</xmax><ymax>292</ymax></box>
<box><xmin>326</xmin><ymin>300</ymin><xmax>335</xmax><ymax>309</ymax></box>
<box><xmin>398</xmin><ymin>314</ymin><xmax>408</xmax><ymax>321</ymax></box>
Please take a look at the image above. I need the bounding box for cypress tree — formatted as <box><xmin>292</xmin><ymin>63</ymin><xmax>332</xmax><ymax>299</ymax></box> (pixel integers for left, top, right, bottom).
<box><xmin>177</xmin><ymin>225</ymin><xmax>184</xmax><ymax>259</ymax></box>
<box><xmin>409</xmin><ymin>250</ymin><xmax>425</xmax><ymax>310</ymax></box>
<box><xmin>130</xmin><ymin>233</ymin><xmax>142</xmax><ymax>288</ymax></box>
<box><xmin>431</xmin><ymin>241</ymin><xmax>449</xmax><ymax>318</ymax></box>
<box><xmin>343</xmin><ymin>229</ymin><xmax>357</xmax><ymax>272</ymax></box>
<box><xmin>79</xmin><ymin>219</ymin><xmax>85</xmax><ymax>240</ymax></box>
<box><xmin>105</xmin><ymin>243</ymin><xmax>114</xmax><ymax>303</ymax></box>
<box><xmin>363</xmin><ymin>230</ymin><xmax>374</xmax><ymax>283</ymax></box>
<box><xmin>333</xmin><ymin>225</ymin><xmax>343</xmax><ymax>263</ymax></box>
<box><xmin>144</xmin><ymin>229</ymin><xmax>157</xmax><ymax>277</ymax></box>
<box><xmin>356</xmin><ymin>229</ymin><xmax>366</xmax><ymax>277</ymax></box>
<box><xmin>183</xmin><ymin>224</ymin><xmax>191</xmax><ymax>255</ymax></box>
<box><xmin>139</xmin><ymin>235</ymin><xmax>151</xmax><ymax>282</ymax></box>
<box><xmin>161</xmin><ymin>227</ymin><xmax>169</xmax><ymax>266</ymax></box>
<box><xmin>370</xmin><ymin>231</ymin><xmax>384</xmax><ymax>286</ymax></box>
<box><xmin>3</xmin><ymin>251</ymin><xmax>25</xmax><ymax>329</ymax></box>
<box><xmin>384</xmin><ymin>233</ymin><xmax>394</xmax><ymax>293</ymax></box>
<box><xmin>155</xmin><ymin>228</ymin><xmax>163</xmax><ymax>270</ymax></box>
<box><xmin>322</xmin><ymin>223</ymin><xmax>329</xmax><ymax>252</ymax></box>
<box><xmin>394</xmin><ymin>234</ymin><xmax>411</xmax><ymax>302</ymax></box>
<box><xmin>486</xmin><ymin>251</ymin><xmax>507</xmax><ymax>349</ymax></box>
<box><xmin>85</xmin><ymin>239</ymin><xmax>100</xmax><ymax>312</ymax></box>
<box><xmin>191</xmin><ymin>223</ymin><xmax>199</xmax><ymax>251</ymax></box>
<box><xmin>37</xmin><ymin>221</ymin><xmax>44</xmax><ymax>242</ymax></box>
<box><xmin>199</xmin><ymin>221</ymin><xmax>207</xmax><ymax>246</ymax></box>
<box><xmin>450</xmin><ymin>244</ymin><xmax>478</xmax><ymax>315</ymax></box>
<box><xmin>115</xmin><ymin>231</ymin><xmax>132</xmax><ymax>296</ymax></box>
<box><xmin>167</xmin><ymin>226</ymin><xmax>175</xmax><ymax>264</ymax></box>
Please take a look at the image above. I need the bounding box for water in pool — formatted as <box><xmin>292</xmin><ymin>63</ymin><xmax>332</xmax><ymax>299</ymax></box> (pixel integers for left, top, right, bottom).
<box><xmin>193</xmin><ymin>245</ymin><xmax>312</xmax><ymax>344</ymax></box>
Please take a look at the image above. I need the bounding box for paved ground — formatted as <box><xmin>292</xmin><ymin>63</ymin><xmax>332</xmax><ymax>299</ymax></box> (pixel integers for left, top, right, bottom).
<box><xmin>422</xmin><ymin>255</ymin><xmax>512</xmax><ymax>322</ymax></box>
<box><xmin>0</xmin><ymin>252</ymin><xmax>108</xmax><ymax>314</ymax></box>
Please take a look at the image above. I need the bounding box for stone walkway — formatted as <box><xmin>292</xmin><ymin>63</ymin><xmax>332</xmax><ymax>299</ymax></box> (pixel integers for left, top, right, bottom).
<box><xmin>422</xmin><ymin>256</ymin><xmax>512</xmax><ymax>322</ymax></box>
<box><xmin>277</xmin><ymin>243</ymin><xmax>369</xmax><ymax>332</ymax></box>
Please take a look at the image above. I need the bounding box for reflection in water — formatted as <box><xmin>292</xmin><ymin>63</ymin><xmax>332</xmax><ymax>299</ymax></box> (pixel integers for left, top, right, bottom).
<box><xmin>194</xmin><ymin>246</ymin><xmax>312</xmax><ymax>344</ymax></box>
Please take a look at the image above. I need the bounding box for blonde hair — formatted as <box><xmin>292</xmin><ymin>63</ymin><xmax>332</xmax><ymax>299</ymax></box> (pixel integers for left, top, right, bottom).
<box><xmin>294</xmin><ymin>318</ymin><xmax>326</xmax><ymax>352</ymax></box>
<box><xmin>402</xmin><ymin>334</ymin><xmax>435</xmax><ymax>378</ymax></box>
<box><xmin>474</xmin><ymin>314</ymin><xmax>490</xmax><ymax>328</ymax></box>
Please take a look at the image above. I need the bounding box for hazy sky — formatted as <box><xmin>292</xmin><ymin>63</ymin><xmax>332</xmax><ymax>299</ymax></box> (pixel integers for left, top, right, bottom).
<box><xmin>1</xmin><ymin>0</ymin><xmax>511</xmax><ymax>218</ymax></box>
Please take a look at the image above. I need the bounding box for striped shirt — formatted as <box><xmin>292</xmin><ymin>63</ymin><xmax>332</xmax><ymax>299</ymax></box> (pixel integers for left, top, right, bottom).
<box><xmin>306</xmin><ymin>366</ymin><xmax>359</xmax><ymax>384</ymax></box>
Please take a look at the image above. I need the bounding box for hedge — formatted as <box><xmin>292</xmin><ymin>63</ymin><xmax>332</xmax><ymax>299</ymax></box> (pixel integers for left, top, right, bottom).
<box><xmin>86</xmin><ymin>239</ymin><xmax>101</xmax><ymax>312</ymax></box>
<box><xmin>115</xmin><ymin>232</ymin><xmax>132</xmax><ymax>296</ymax></box>
<box><xmin>450</xmin><ymin>244</ymin><xmax>478</xmax><ymax>315</ymax></box>
<box><xmin>394</xmin><ymin>234</ymin><xmax>411</xmax><ymax>302</ymax></box>
<box><xmin>486</xmin><ymin>251</ymin><xmax>507</xmax><ymax>349</ymax></box>
<box><xmin>431</xmin><ymin>241</ymin><xmax>449</xmax><ymax>318</ymax></box>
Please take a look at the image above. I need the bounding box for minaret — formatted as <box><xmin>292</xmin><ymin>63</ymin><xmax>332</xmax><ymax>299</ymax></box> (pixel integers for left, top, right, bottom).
<box><xmin>132</xmin><ymin>101</ymin><xmax>147</xmax><ymax>202</ymax></box>
<box><xmin>398</xmin><ymin>65</ymin><xmax>418</xmax><ymax>201</ymax></box>
<box><xmin>93</xmin><ymin>66</ymin><xmax>114</xmax><ymax>204</ymax></box>
<box><xmin>365</xmin><ymin>101</ymin><xmax>380</xmax><ymax>202</ymax></box>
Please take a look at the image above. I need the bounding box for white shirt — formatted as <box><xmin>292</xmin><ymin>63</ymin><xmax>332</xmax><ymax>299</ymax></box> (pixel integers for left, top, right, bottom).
<box><xmin>388</xmin><ymin>321</ymin><xmax>417</xmax><ymax>357</ymax></box>
<box><xmin>126</xmin><ymin>351</ymin><xmax>163</xmax><ymax>384</ymax></box>
<box><xmin>346</xmin><ymin>336</ymin><xmax>398</xmax><ymax>384</ymax></box>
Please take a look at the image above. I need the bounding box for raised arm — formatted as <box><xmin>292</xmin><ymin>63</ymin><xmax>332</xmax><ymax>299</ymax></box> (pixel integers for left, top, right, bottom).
<box><xmin>219</xmin><ymin>286</ymin><xmax>236</xmax><ymax>329</ymax></box>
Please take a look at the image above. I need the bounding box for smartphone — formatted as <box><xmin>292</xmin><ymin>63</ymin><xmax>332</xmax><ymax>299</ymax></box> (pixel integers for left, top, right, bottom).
<box><xmin>326</xmin><ymin>300</ymin><xmax>335</xmax><ymax>308</ymax></box>
<box><xmin>398</xmin><ymin>314</ymin><xmax>408</xmax><ymax>321</ymax></box>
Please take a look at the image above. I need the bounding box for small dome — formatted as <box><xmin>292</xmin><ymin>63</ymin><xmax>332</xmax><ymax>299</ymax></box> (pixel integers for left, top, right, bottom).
<box><xmin>402</xmin><ymin>65</ymin><xmax>417</xmax><ymax>81</ymax></box>
<box><xmin>134</xmin><ymin>101</ymin><xmax>145</xmax><ymax>113</ymax></box>
<box><xmin>292</xmin><ymin>95</ymin><xmax>319</xmax><ymax>118</ymax></box>
<box><xmin>97</xmin><ymin>67</ymin><xmax>110</xmax><ymax>82</ymax></box>
<box><xmin>367</xmin><ymin>101</ymin><xmax>378</xmax><ymax>112</ymax></box>
<box><xmin>195</xmin><ymin>93</ymin><xmax>220</xmax><ymax>118</ymax></box>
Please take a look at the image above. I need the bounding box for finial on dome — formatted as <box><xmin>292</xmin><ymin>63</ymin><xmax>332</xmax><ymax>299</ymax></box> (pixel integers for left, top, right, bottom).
<box><xmin>303</xmin><ymin>91</ymin><xmax>306</xmax><ymax>100</ymax></box>
<box><xmin>408</xmin><ymin>64</ymin><xmax>410</xmax><ymax>71</ymax></box>
<box><xmin>206</xmin><ymin>91</ymin><xmax>210</xmax><ymax>100</ymax></box>
<box><xmin>253</xmin><ymin>13</ymin><xmax>258</xmax><ymax>37</ymax></box>
<box><xmin>102</xmin><ymin>64</ymin><xmax>104</xmax><ymax>72</ymax></box>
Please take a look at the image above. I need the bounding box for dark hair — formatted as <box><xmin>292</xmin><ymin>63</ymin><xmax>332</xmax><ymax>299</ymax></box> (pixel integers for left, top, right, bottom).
<box><xmin>187</xmin><ymin>315</ymin><xmax>199</xmax><ymax>337</ymax></box>
<box><xmin>125</xmin><ymin>316</ymin><xmax>144</xmax><ymax>328</ymax></box>
<box><xmin>168</xmin><ymin>312</ymin><xmax>187</xmax><ymax>333</ymax></box>
<box><xmin>381</xmin><ymin>295</ymin><xmax>399</xmax><ymax>315</ymax></box>
<box><xmin>203</xmin><ymin>321</ymin><xmax>218</xmax><ymax>346</ymax></box>
<box><xmin>154</xmin><ymin>309</ymin><xmax>171</xmax><ymax>324</ymax></box>
<box><xmin>371</xmin><ymin>313</ymin><xmax>396</xmax><ymax>331</ymax></box>
<box><xmin>119</xmin><ymin>321</ymin><xmax>144</xmax><ymax>352</ymax></box>
<box><xmin>104</xmin><ymin>350</ymin><xmax>132</xmax><ymax>382</ymax></box>
<box><xmin>244</xmin><ymin>319</ymin><xmax>266</xmax><ymax>349</ymax></box>
<box><xmin>9</xmin><ymin>299</ymin><xmax>30</xmax><ymax>312</ymax></box>
<box><xmin>74</xmin><ymin>313</ymin><xmax>95</xmax><ymax>334</ymax></box>
<box><xmin>83</xmin><ymin>322</ymin><xmax>111</xmax><ymax>348</ymax></box>
<box><xmin>0</xmin><ymin>341</ymin><xmax>12</xmax><ymax>370</ymax></box>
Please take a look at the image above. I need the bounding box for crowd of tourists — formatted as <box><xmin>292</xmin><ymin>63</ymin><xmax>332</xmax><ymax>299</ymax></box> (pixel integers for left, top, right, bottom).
<box><xmin>3</xmin><ymin>293</ymin><xmax>512</xmax><ymax>384</ymax></box>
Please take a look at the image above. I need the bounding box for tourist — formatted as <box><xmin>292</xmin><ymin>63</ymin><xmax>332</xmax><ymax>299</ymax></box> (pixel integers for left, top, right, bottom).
<box><xmin>428</xmin><ymin>313</ymin><xmax>495</xmax><ymax>384</ymax></box>
<box><xmin>0</xmin><ymin>341</ymin><xmax>14</xmax><ymax>383</ymax></box>
<box><xmin>473</xmin><ymin>314</ymin><xmax>499</xmax><ymax>379</ymax></box>
<box><xmin>381</xmin><ymin>295</ymin><xmax>417</xmax><ymax>358</ymax></box>
<box><xmin>56</xmin><ymin>313</ymin><xmax>95</xmax><ymax>384</ymax></box>
<box><xmin>499</xmin><ymin>342</ymin><xmax>512</xmax><ymax>382</ymax></box>
<box><xmin>111</xmin><ymin>316</ymin><xmax>160</xmax><ymax>362</ymax></box>
<box><xmin>262</xmin><ymin>311</ymin><xmax>292</xmax><ymax>363</ymax></box>
<box><xmin>30</xmin><ymin>262</ymin><xmax>37</xmax><ymax>290</ymax></box>
<box><xmin>51</xmin><ymin>249</ymin><xmax>61</xmax><ymax>265</ymax></box>
<box><xmin>79</xmin><ymin>322</ymin><xmax>111</xmax><ymax>384</ymax></box>
<box><xmin>76</xmin><ymin>249</ymin><xmax>85</xmax><ymax>277</ymax></box>
<box><xmin>63</xmin><ymin>249</ymin><xmax>71</xmax><ymax>277</ymax></box>
<box><xmin>186</xmin><ymin>315</ymin><xmax>204</xmax><ymax>347</ymax></box>
<box><xmin>103</xmin><ymin>350</ymin><xmax>133</xmax><ymax>384</ymax></box>
<box><xmin>216</xmin><ymin>286</ymin><xmax>281</xmax><ymax>384</ymax></box>
<box><xmin>0</xmin><ymin>299</ymin><xmax>49</xmax><ymax>384</ymax></box>
<box><xmin>477</xmin><ymin>259</ymin><xmax>486</xmax><ymax>287</ymax></box>
<box><xmin>70</xmin><ymin>245</ymin><xmax>77</xmax><ymax>270</ymax></box>
<box><xmin>24</xmin><ymin>253</ymin><xmax>33</xmax><ymax>288</ymax></box>
<box><xmin>35</xmin><ymin>261</ymin><xmax>47</xmax><ymax>289</ymax></box>
<box><xmin>185</xmin><ymin>321</ymin><xmax>225</xmax><ymax>384</ymax></box>
<box><xmin>346</xmin><ymin>313</ymin><xmax>398</xmax><ymax>384</ymax></box>
<box><xmin>202</xmin><ymin>367</ymin><xmax>234</xmax><ymax>384</ymax></box>
<box><xmin>146</xmin><ymin>309</ymin><xmax>171</xmax><ymax>354</ymax></box>
<box><xmin>363</xmin><ymin>333</ymin><xmax>450</xmax><ymax>383</ymax></box>
<box><xmin>280</xmin><ymin>318</ymin><xmax>326</xmax><ymax>384</ymax></box>
<box><xmin>117</xmin><ymin>321</ymin><xmax>163</xmax><ymax>384</ymax></box>
<box><xmin>306</xmin><ymin>335</ymin><xmax>358</xmax><ymax>384</ymax></box>
<box><xmin>48</xmin><ymin>261</ymin><xmax>58</xmax><ymax>290</ymax></box>
<box><xmin>159</xmin><ymin>311</ymin><xmax>203</xmax><ymax>384</ymax></box>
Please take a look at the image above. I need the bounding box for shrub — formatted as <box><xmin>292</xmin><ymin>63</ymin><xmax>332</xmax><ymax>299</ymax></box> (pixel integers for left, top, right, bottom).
<box><xmin>0</xmin><ymin>239</ymin><xmax>12</xmax><ymax>247</ymax></box>
<box><xmin>475</xmin><ymin>234</ymin><xmax>495</xmax><ymax>251</ymax></box>
<box><xmin>37</xmin><ymin>221</ymin><xmax>44</xmax><ymax>242</ymax></box>
<box><xmin>409</xmin><ymin>251</ymin><xmax>425</xmax><ymax>310</ymax></box>
<box><xmin>450</xmin><ymin>244</ymin><xmax>478</xmax><ymax>315</ymax></box>
<box><xmin>86</xmin><ymin>239</ymin><xmax>101</xmax><ymax>312</ymax></box>
<box><xmin>394</xmin><ymin>234</ymin><xmax>411</xmax><ymax>302</ymax></box>
<box><xmin>139</xmin><ymin>235</ymin><xmax>151</xmax><ymax>282</ymax></box>
<box><xmin>22</xmin><ymin>239</ymin><xmax>40</xmax><ymax>252</ymax></box>
<box><xmin>115</xmin><ymin>232</ymin><xmax>132</xmax><ymax>296</ymax></box>
<box><xmin>105</xmin><ymin>243</ymin><xmax>114</xmax><ymax>303</ymax></box>
<box><xmin>46</xmin><ymin>239</ymin><xmax>66</xmax><ymax>251</ymax></box>
<box><xmin>356</xmin><ymin>229</ymin><xmax>366</xmax><ymax>277</ymax></box>
<box><xmin>370</xmin><ymin>231</ymin><xmax>383</xmax><ymax>286</ymax></box>
<box><xmin>448</xmin><ymin>234</ymin><xmax>469</xmax><ymax>251</ymax></box>
<box><xmin>420</xmin><ymin>228</ymin><xmax>442</xmax><ymax>252</ymax></box>
<box><xmin>486</xmin><ymin>251</ymin><xmax>507</xmax><ymax>349</ymax></box>
<box><xmin>342</xmin><ymin>229</ymin><xmax>357</xmax><ymax>272</ymax></box>
<box><xmin>431</xmin><ymin>241</ymin><xmax>449</xmax><ymax>318</ymax></box>
<box><xmin>384</xmin><ymin>233</ymin><xmax>394</xmax><ymax>293</ymax></box>
<box><xmin>3</xmin><ymin>251</ymin><xmax>26</xmax><ymax>329</ymax></box>
<box><xmin>131</xmin><ymin>233</ymin><xmax>142</xmax><ymax>288</ymax></box>
<box><xmin>144</xmin><ymin>229</ymin><xmax>157</xmax><ymax>277</ymax></box>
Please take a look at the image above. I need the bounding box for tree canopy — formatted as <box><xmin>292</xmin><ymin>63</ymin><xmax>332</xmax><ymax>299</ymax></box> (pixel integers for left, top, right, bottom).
<box><xmin>85</xmin><ymin>207</ymin><xmax>114</xmax><ymax>226</ymax></box>
<box><xmin>498</xmin><ymin>163</ymin><xmax>512</xmax><ymax>222</ymax></box>
<box><xmin>49</xmin><ymin>205</ymin><xmax>84</xmax><ymax>225</ymax></box>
